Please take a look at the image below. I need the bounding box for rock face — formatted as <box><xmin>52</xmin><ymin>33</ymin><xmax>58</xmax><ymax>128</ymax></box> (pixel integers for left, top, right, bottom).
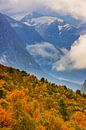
<box><xmin>81</xmin><ymin>80</ymin><xmax>86</xmax><ymax>93</ymax></box>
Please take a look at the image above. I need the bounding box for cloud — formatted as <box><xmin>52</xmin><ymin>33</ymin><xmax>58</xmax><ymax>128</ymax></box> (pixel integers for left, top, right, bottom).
<box><xmin>0</xmin><ymin>0</ymin><xmax>86</xmax><ymax>21</ymax></box>
<box><xmin>0</xmin><ymin>0</ymin><xmax>47</xmax><ymax>18</ymax></box>
<box><xmin>53</xmin><ymin>35</ymin><xmax>86</xmax><ymax>71</ymax></box>
<box><xmin>26</xmin><ymin>42</ymin><xmax>59</xmax><ymax>59</ymax></box>
<box><xmin>57</xmin><ymin>77</ymin><xmax>82</xmax><ymax>85</ymax></box>
<box><xmin>47</xmin><ymin>0</ymin><xmax>86</xmax><ymax>21</ymax></box>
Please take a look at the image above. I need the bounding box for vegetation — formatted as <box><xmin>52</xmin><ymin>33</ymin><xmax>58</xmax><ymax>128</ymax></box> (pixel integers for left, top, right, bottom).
<box><xmin>0</xmin><ymin>64</ymin><xmax>86</xmax><ymax>130</ymax></box>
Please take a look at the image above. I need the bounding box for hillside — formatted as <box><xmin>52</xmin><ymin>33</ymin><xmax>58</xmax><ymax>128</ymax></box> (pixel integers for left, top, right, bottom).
<box><xmin>0</xmin><ymin>64</ymin><xmax>86</xmax><ymax>130</ymax></box>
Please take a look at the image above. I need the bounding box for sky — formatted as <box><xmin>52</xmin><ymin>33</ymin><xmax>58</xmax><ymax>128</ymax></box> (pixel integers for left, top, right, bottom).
<box><xmin>0</xmin><ymin>0</ymin><xmax>86</xmax><ymax>21</ymax></box>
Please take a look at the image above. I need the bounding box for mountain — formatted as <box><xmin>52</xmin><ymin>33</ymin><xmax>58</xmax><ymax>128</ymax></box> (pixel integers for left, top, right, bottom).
<box><xmin>81</xmin><ymin>80</ymin><xmax>86</xmax><ymax>93</ymax></box>
<box><xmin>0</xmin><ymin>13</ymin><xmax>41</xmax><ymax>74</ymax></box>
<box><xmin>0</xmin><ymin>13</ymin><xmax>65</xmax><ymax>83</ymax></box>
<box><xmin>4</xmin><ymin>14</ymin><xmax>63</xmax><ymax>71</ymax></box>
<box><xmin>21</xmin><ymin>11</ymin><xmax>44</xmax><ymax>22</ymax></box>
<box><xmin>0</xmin><ymin>12</ymin><xmax>84</xmax><ymax>90</ymax></box>
<box><xmin>21</xmin><ymin>12</ymin><xmax>80</xmax><ymax>49</ymax></box>
<box><xmin>5</xmin><ymin>14</ymin><xmax>44</xmax><ymax>46</ymax></box>
<box><xmin>78</xmin><ymin>23</ymin><xmax>86</xmax><ymax>35</ymax></box>
<box><xmin>20</xmin><ymin>12</ymin><xmax>85</xmax><ymax>90</ymax></box>
<box><xmin>6</xmin><ymin>13</ymin><xmax>81</xmax><ymax>74</ymax></box>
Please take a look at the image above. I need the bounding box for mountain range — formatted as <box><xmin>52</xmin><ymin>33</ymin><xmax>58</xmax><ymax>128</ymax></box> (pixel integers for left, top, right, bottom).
<box><xmin>21</xmin><ymin>12</ymin><xmax>80</xmax><ymax>49</ymax></box>
<box><xmin>0</xmin><ymin>12</ymin><xmax>86</xmax><ymax>90</ymax></box>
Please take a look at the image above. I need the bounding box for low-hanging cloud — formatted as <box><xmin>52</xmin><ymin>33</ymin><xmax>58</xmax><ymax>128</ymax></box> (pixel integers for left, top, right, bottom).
<box><xmin>53</xmin><ymin>35</ymin><xmax>86</xmax><ymax>71</ymax></box>
<box><xmin>0</xmin><ymin>0</ymin><xmax>86</xmax><ymax>21</ymax></box>
<box><xmin>26</xmin><ymin>42</ymin><xmax>59</xmax><ymax>59</ymax></box>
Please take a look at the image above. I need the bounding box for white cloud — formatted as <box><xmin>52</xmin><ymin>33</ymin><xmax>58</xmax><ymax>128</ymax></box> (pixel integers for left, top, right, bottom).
<box><xmin>47</xmin><ymin>0</ymin><xmax>86</xmax><ymax>21</ymax></box>
<box><xmin>0</xmin><ymin>0</ymin><xmax>86</xmax><ymax>21</ymax></box>
<box><xmin>57</xmin><ymin>77</ymin><xmax>82</xmax><ymax>85</ymax></box>
<box><xmin>53</xmin><ymin>35</ymin><xmax>86</xmax><ymax>71</ymax></box>
<box><xmin>26</xmin><ymin>42</ymin><xmax>59</xmax><ymax>59</ymax></box>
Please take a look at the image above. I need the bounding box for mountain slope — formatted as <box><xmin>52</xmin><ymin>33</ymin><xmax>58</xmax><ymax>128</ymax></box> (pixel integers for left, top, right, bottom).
<box><xmin>0</xmin><ymin>13</ymin><xmax>64</xmax><ymax>82</ymax></box>
<box><xmin>6</xmin><ymin>15</ymin><xmax>44</xmax><ymax>46</ymax></box>
<box><xmin>5</xmin><ymin>14</ymin><xmax>64</xmax><ymax>71</ymax></box>
<box><xmin>0</xmin><ymin>13</ymin><xmax>40</xmax><ymax>73</ymax></box>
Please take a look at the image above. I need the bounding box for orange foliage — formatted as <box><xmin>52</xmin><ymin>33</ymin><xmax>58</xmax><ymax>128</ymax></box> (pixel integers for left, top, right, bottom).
<box><xmin>33</xmin><ymin>108</ymin><xmax>41</xmax><ymax>120</ymax></box>
<box><xmin>7</xmin><ymin>89</ymin><xmax>30</xmax><ymax>114</ymax></box>
<box><xmin>0</xmin><ymin>79</ymin><xmax>6</xmax><ymax>87</ymax></box>
<box><xmin>0</xmin><ymin>106</ymin><xmax>15</xmax><ymax>127</ymax></box>
<box><xmin>36</xmin><ymin>125</ymin><xmax>46</xmax><ymax>130</ymax></box>
<box><xmin>72</xmin><ymin>112</ymin><xmax>86</xmax><ymax>129</ymax></box>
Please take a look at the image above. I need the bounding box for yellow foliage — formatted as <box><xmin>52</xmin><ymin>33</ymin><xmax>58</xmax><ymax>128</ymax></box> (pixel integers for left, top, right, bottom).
<box><xmin>0</xmin><ymin>64</ymin><xmax>86</xmax><ymax>130</ymax></box>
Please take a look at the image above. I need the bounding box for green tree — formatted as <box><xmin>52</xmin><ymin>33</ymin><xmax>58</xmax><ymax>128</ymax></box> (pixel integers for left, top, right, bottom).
<box><xmin>59</xmin><ymin>98</ymin><xmax>69</xmax><ymax>121</ymax></box>
<box><xmin>76</xmin><ymin>90</ymin><xmax>81</xmax><ymax>95</ymax></box>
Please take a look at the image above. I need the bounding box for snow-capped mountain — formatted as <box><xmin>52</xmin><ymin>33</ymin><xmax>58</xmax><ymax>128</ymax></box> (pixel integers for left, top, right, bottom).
<box><xmin>21</xmin><ymin>12</ymin><xmax>44</xmax><ymax>23</ymax></box>
<box><xmin>20</xmin><ymin>12</ymin><xmax>86</xmax><ymax>91</ymax></box>
<box><xmin>20</xmin><ymin>12</ymin><xmax>80</xmax><ymax>74</ymax></box>
<box><xmin>21</xmin><ymin>12</ymin><xmax>80</xmax><ymax>49</ymax></box>
<box><xmin>4</xmin><ymin>13</ymin><xmax>64</xmax><ymax>71</ymax></box>
<box><xmin>0</xmin><ymin>13</ymin><xmax>41</xmax><ymax>74</ymax></box>
<box><xmin>0</xmin><ymin>12</ymin><xmax>63</xmax><ymax>82</ymax></box>
<box><xmin>0</xmin><ymin>12</ymin><xmax>85</xmax><ymax>90</ymax></box>
<box><xmin>5</xmin><ymin>15</ymin><xmax>44</xmax><ymax>46</ymax></box>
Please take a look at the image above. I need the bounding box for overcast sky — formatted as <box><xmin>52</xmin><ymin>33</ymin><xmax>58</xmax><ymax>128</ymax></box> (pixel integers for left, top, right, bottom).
<box><xmin>0</xmin><ymin>0</ymin><xmax>86</xmax><ymax>21</ymax></box>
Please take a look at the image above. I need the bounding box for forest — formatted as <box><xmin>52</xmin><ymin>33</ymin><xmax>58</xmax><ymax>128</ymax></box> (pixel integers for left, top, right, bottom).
<box><xmin>0</xmin><ymin>64</ymin><xmax>86</xmax><ymax>130</ymax></box>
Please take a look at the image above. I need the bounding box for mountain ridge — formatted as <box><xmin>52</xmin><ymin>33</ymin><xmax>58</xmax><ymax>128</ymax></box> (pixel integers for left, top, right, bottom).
<box><xmin>21</xmin><ymin>12</ymin><xmax>80</xmax><ymax>49</ymax></box>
